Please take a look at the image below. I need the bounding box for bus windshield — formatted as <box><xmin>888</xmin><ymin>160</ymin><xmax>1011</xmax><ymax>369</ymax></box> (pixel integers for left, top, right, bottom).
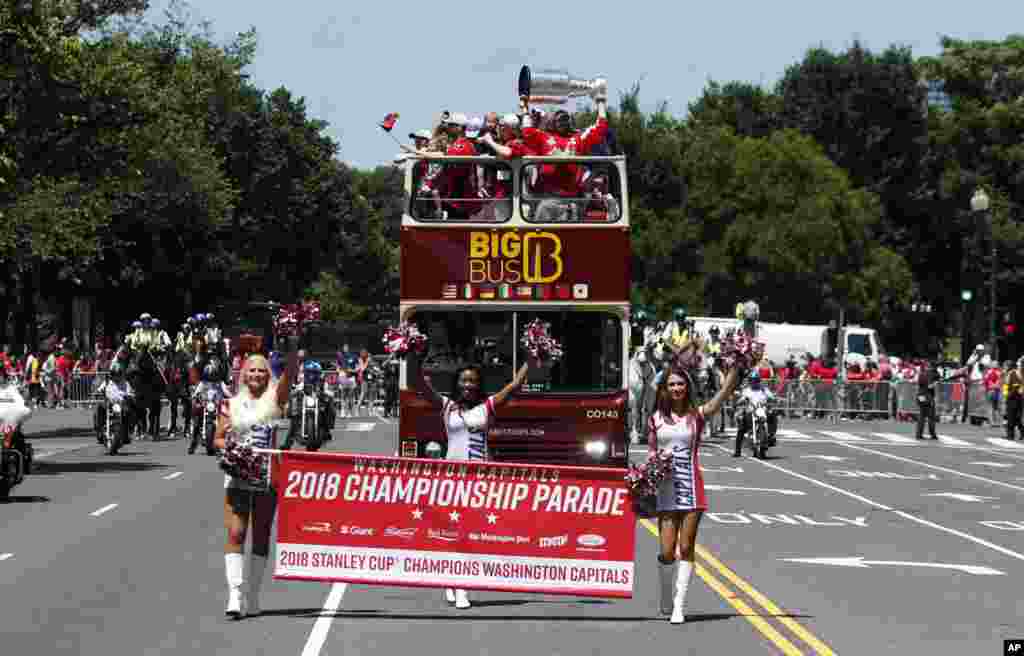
<box><xmin>407</xmin><ymin>309</ymin><xmax>622</xmax><ymax>396</ymax></box>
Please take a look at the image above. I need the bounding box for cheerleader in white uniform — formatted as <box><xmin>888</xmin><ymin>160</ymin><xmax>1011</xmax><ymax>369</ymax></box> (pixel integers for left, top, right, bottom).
<box><xmin>649</xmin><ymin>365</ymin><xmax>739</xmax><ymax>624</ymax></box>
<box><xmin>213</xmin><ymin>349</ymin><xmax>295</xmax><ymax>620</ymax></box>
<box><xmin>413</xmin><ymin>352</ymin><xmax>529</xmax><ymax>609</ymax></box>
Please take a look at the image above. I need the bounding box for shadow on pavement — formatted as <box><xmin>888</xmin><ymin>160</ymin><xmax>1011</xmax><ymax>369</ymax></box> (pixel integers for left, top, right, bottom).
<box><xmin>262</xmin><ymin>608</ymin><xmax>743</xmax><ymax>622</ymax></box>
<box><xmin>29</xmin><ymin>461</ymin><xmax>170</xmax><ymax>475</ymax></box>
<box><xmin>0</xmin><ymin>495</ymin><xmax>51</xmax><ymax>504</ymax></box>
<box><xmin>26</xmin><ymin>428</ymin><xmax>91</xmax><ymax>440</ymax></box>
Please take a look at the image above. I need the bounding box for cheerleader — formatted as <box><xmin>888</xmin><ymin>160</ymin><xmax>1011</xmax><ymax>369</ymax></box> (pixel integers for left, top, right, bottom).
<box><xmin>412</xmin><ymin>350</ymin><xmax>529</xmax><ymax>609</ymax></box>
<box><xmin>212</xmin><ymin>338</ymin><xmax>296</xmax><ymax>619</ymax></box>
<box><xmin>650</xmin><ymin>364</ymin><xmax>739</xmax><ymax>624</ymax></box>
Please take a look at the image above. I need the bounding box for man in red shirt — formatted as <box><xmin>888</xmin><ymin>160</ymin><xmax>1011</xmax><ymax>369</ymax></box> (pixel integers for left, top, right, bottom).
<box><xmin>518</xmin><ymin>92</ymin><xmax>609</xmax><ymax>221</ymax></box>
<box><xmin>419</xmin><ymin>113</ymin><xmax>480</xmax><ymax>219</ymax></box>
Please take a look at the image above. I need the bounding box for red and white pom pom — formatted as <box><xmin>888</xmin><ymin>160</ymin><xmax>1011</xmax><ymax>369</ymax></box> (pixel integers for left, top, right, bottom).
<box><xmin>273</xmin><ymin>301</ymin><xmax>322</xmax><ymax>338</ymax></box>
<box><xmin>719</xmin><ymin>331</ymin><xmax>766</xmax><ymax>373</ymax></box>
<box><xmin>521</xmin><ymin>319</ymin><xmax>564</xmax><ymax>362</ymax></box>
<box><xmin>383</xmin><ymin>322</ymin><xmax>428</xmax><ymax>357</ymax></box>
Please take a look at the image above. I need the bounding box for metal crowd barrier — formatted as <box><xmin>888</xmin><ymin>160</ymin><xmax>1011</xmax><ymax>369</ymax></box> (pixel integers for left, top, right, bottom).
<box><xmin>721</xmin><ymin>378</ymin><xmax>1003</xmax><ymax>425</ymax></box>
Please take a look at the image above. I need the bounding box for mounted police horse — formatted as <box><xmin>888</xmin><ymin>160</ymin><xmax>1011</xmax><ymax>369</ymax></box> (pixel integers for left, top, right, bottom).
<box><xmin>126</xmin><ymin>347</ymin><xmax>167</xmax><ymax>440</ymax></box>
<box><xmin>166</xmin><ymin>348</ymin><xmax>192</xmax><ymax>438</ymax></box>
<box><xmin>627</xmin><ymin>323</ymin><xmax>670</xmax><ymax>444</ymax></box>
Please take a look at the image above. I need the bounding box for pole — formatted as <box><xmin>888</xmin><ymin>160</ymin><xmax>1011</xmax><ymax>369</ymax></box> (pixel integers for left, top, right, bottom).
<box><xmin>990</xmin><ymin>212</ymin><xmax>997</xmax><ymax>359</ymax></box>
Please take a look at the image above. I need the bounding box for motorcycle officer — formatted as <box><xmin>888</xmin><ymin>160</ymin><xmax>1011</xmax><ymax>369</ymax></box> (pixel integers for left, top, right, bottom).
<box><xmin>289</xmin><ymin>351</ymin><xmax>335</xmax><ymax>444</ymax></box>
<box><xmin>734</xmin><ymin>370</ymin><xmax>777</xmax><ymax>457</ymax></box>
<box><xmin>103</xmin><ymin>362</ymin><xmax>138</xmax><ymax>448</ymax></box>
<box><xmin>0</xmin><ymin>366</ymin><xmax>33</xmax><ymax>474</ymax></box>
<box><xmin>383</xmin><ymin>354</ymin><xmax>399</xmax><ymax>418</ymax></box>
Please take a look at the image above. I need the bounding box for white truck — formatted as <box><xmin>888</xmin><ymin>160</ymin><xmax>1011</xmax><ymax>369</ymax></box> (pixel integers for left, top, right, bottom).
<box><xmin>689</xmin><ymin>316</ymin><xmax>886</xmax><ymax>365</ymax></box>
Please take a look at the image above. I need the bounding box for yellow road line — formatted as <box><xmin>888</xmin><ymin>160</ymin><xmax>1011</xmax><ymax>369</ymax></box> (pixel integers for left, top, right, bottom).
<box><xmin>640</xmin><ymin>519</ymin><xmax>835</xmax><ymax>655</ymax></box>
<box><xmin>696</xmin><ymin>545</ymin><xmax>836</xmax><ymax>655</ymax></box>
<box><xmin>693</xmin><ymin>560</ymin><xmax>805</xmax><ymax>656</ymax></box>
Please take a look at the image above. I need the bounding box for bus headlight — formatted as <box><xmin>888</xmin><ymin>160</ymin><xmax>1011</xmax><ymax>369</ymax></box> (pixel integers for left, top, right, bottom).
<box><xmin>584</xmin><ymin>440</ymin><xmax>608</xmax><ymax>458</ymax></box>
<box><xmin>424</xmin><ymin>441</ymin><xmax>443</xmax><ymax>459</ymax></box>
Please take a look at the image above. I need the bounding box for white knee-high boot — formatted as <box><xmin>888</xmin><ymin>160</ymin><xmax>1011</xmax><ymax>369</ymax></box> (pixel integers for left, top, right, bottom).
<box><xmin>454</xmin><ymin>589</ymin><xmax>471</xmax><ymax>609</ymax></box>
<box><xmin>671</xmin><ymin>560</ymin><xmax>693</xmax><ymax>624</ymax></box>
<box><xmin>444</xmin><ymin>588</ymin><xmax>456</xmax><ymax>604</ymax></box>
<box><xmin>248</xmin><ymin>555</ymin><xmax>268</xmax><ymax>617</ymax></box>
<box><xmin>657</xmin><ymin>557</ymin><xmax>676</xmax><ymax>616</ymax></box>
<box><xmin>225</xmin><ymin>552</ymin><xmax>246</xmax><ymax>619</ymax></box>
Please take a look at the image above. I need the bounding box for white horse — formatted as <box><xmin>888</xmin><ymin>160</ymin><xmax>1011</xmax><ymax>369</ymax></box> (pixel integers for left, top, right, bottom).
<box><xmin>628</xmin><ymin>323</ymin><xmax>671</xmax><ymax>445</ymax></box>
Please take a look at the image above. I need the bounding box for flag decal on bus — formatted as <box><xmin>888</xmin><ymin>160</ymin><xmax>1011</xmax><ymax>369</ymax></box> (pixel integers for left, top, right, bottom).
<box><xmin>479</xmin><ymin>285</ymin><xmax>496</xmax><ymax>299</ymax></box>
<box><xmin>572</xmin><ymin>283</ymin><xmax>589</xmax><ymax>299</ymax></box>
<box><xmin>498</xmin><ymin>284</ymin><xmax>511</xmax><ymax>299</ymax></box>
<box><xmin>462</xmin><ymin>284</ymin><xmax>475</xmax><ymax>299</ymax></box>
<box><xmin>442</xmin><ymin>284</ymin><xmax>457</xmax><ymax>299</ymax></box>
<box><xmin>555</xmin><ymin>283</ymin><xmax>572</xmax><ymax>299</ymax></box>
<box><xmin>515</xmin><ymin>285</ymin><xmax>533</xmax><ymax>299</ymax></box>
<box><xmin>534</xmin><ymin>285</ymin><xmax>552</xmax><ymax>300</ymax></box>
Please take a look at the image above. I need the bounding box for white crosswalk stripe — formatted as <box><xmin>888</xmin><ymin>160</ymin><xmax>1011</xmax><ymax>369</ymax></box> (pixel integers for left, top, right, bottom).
<box><xmin>937</xmin><ymin>435</ymin><xmax>971</xmax><ymax>446</ymax></box>
<box><xmin>341</xmin><ymin>422</ymin><xmax>376</xmax><ymax>432</ymax></box>
<box><xmin>872</xmin><ymin>432</ymin><xmax>917</xmax><ymax>444</ymax></box>
<box><xmin>987</xmin><ymin>438</ymin><xmax>1024</xmax><ymax>449</ymax></box>
<box><xmin>817</xmin><ymin>430</ymin><xmax>871</xmax><ymax>442</ymax></box>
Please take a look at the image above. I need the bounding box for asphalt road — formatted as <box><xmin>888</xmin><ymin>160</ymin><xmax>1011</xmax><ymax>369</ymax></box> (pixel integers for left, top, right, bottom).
<box><xmin>3</xmin><ymin>407</ymin><xmax>1023</xmax><ymax>655</ymax></box>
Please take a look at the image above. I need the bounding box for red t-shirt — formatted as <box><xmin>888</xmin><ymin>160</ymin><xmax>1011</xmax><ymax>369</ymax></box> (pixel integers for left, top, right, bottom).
<box><xmin>521</xmin><ymin>118</ymin><xmax>609</xmax><ymax>196</ymax></box>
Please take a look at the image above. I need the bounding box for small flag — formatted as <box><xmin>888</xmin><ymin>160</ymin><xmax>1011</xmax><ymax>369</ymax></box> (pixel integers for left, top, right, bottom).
<box><xmin>572</xmin><ymin>283</ymin><xmax>589</xmax><ymax>300</ymax></box>
<box><xmin>479</xmin><ymin>285</ymin><xmax>496</xmax><ymax>300</ymax></box>
<box><xmin>442</xmin><ymin>284</ymin><xmax>457</xmax><ymax>299</ymax></box>
<box><xmin>498</xmin><ymin>283</ymin><xmax>511</xmax><ymax>299</ymax></box>
<box><xmin>515</xmin><ymin>285</ymin><xmax>533</xmax><ymax>299</ymax></box>
<box><xmin>379</xmin><ymin>112</ymin><xmax>400</xmax><ymax>132</ymax></box>
<box><xmin>463</xmin><ymin>284</ymin><xmax>476</xmax><ymax>300</ymax></box>
<box><xmin>555</xmin><ymin>283</ymin><xmax>572</xmax><ymax>299</ymax></box>
<box><xmin>534</xmin><ymin>285</ymin><xmax>552</xmax><ymax>300</ymax></box>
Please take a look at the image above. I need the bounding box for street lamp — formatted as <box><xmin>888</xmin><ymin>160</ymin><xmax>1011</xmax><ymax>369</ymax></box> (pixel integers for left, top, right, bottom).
<box><xmin>970</xmin><ymin>188</ymin><xmax>995</xmax><ymax>359</ymax></box>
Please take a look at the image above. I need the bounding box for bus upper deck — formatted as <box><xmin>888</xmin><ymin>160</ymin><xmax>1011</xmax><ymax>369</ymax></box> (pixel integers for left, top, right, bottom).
<box><xmin>400</xmin><ymin>155</ymin><xmax>629</xmax><ymax>228</ymax></box>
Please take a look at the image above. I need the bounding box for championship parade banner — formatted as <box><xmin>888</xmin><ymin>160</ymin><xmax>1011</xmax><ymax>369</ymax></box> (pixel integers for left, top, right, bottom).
<box><xmin>271</xmin><ymin>451</ymin><xmax>636</xmax><ymax>598</ymax></box>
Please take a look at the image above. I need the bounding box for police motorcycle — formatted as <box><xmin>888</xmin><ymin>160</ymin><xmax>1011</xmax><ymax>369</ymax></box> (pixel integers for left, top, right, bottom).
<box><xmin>0</xmin><ymin>370</ymin><xmax>34</xmax><ymax>498</ymax></box>
<box><xmin>97</xmin><ymin>364</ymin><xmax>138</xmax><ymax>455</ymax></box>
<box><xmin>734</xmin><ymin>373</ymin><xmax>780</xmax><ymax>460</ymax></box>
<box><xmin>190</xmin><ymin>359</ymin><xmax>230</xmax><ymax>456</ymax></box>
<box><xmin>284</xmin><ymin>360</ymin><xmax>336</xmax><ymax>452</ymax></box>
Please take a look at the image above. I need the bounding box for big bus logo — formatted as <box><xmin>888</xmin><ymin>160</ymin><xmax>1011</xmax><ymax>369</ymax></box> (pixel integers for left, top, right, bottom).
<box><xmin>468</xmin><ymin>231</ymin><xmax>563</xmax><ymax>284</ymax></box>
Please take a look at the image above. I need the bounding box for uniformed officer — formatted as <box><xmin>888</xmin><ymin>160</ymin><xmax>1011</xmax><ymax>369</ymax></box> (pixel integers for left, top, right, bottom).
<box><xmin>1004</xmin><ymin>357</ymin><xmax>1024</xmax><ymax>440</ymax></box>
<box><xmin>915</xmin><ymin>359</ymin><xmax>939</xmax><ymax>440</ymax></box>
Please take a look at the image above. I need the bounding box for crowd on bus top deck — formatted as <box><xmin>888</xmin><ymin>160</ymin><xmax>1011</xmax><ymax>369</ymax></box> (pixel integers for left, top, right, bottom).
<box><xmin>397</xmin><ymin>95</ymin><xmax>617</xmax><ymax>220</ymax></box>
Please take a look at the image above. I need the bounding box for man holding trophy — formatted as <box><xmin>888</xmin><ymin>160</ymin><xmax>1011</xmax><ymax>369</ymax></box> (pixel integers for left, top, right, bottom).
<box><xmin>516</xmin><ymin>67</ymin><xmax>610</xmax><ymax>221</ymax></box>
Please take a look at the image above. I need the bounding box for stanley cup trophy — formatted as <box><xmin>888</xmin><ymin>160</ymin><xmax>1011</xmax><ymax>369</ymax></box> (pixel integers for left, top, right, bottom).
<box><xmin>518</xmin><ymin>66</ymin><xmax>608</xmax><ymax>105</ymax></box>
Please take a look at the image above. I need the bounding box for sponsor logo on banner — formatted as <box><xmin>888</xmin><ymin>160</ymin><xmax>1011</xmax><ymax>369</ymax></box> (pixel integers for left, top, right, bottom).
<box><xmin>469</xmin><ymin>532</ymin><xmax>531</xmax><ymax>545</ymax></box>
<box><xmin>428</xmin><ymin>529</ymin><xmax>460</xmax><ymax>542</ymax></box>
<box><xmin>539</xmin><ymin>534</ymin><xmax>569</xmax><ymax>548</ymax></box>
<box><xmin>578</xmin><ymin>534</ymin><xmax>607</xmax><ymax>548</ymax></box>
<box><xmin>340</xmin><ymin>525</ymin><xmax>375</xmax><ymax>536</ymax></box>
<box><xmin>301</xmin><ymin>521</ymin><xmax>333</xmax><ymax>534</ymax></box>
<box><xmin>384</xmin><ymin>527</ymin><xmax>418</xmax><ymax>540</ymax></box>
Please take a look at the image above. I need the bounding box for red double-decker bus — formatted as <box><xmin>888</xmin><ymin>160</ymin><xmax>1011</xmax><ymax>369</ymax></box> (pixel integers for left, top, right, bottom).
<box><xmin>397</xmin><ymin>153</ymin><xmax>630</xmax><ymax>467</ymax></box>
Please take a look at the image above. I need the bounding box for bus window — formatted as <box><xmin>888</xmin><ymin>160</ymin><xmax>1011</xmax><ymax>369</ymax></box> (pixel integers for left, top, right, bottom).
<box><xmin>517</xmin><ymin>311</ymin><xmax>622</xmax><ymax>393</ymax></box>
<box><xmin>410</xmin><ymin>160</ymin><xmax>514</xmax><ymax>223</ymax></box>
<box><xmin>521</xmin><ymin>161</ymin><xmax>622</xmax><ymax>224</ymax></box>
<box><xmin>406</xmin><ymin>310</ymin><xmax>515</xmax><ymax>396</ymax></box>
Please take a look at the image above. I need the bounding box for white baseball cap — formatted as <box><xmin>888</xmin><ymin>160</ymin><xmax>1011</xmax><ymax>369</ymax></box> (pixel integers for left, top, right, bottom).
<box><xmin>500</xmin><ymin>113</ymin><xmax>520</xmax><ymax>128</ymax></box>
<box><xmin>465</xmin><ymin>115</ymin><xmax>484</xmax><ymax>137</ymax></box>
<box><xmin>442</xmin><ymin>112</ymin><xmax>468</xmax><ymax>126</ymax></box>
<box><xmin>409</xmin><ymin>129</ymin><xmax>432</xmax><ymax>141</ymax></box>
